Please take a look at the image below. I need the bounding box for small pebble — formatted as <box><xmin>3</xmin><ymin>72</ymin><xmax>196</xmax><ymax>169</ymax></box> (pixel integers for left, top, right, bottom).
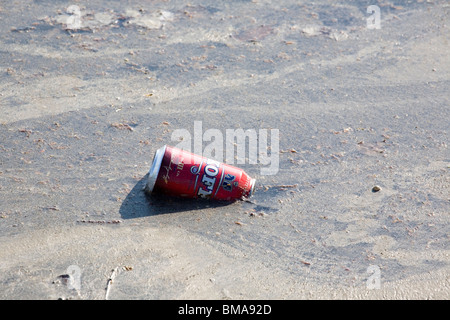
<box><xmin>372</xmin><ymin>185</ymin><xmax>382</xmax><ymax>192</ymax></box>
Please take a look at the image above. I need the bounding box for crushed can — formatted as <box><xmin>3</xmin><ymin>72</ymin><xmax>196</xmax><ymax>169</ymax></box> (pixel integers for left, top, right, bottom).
<box><xmin>145</xmin><ymin>145</ymin><xmax>256</xmax><ymax>201</ymax></box>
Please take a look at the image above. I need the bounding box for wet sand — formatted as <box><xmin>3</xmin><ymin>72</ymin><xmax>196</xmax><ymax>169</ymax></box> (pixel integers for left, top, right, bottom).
<box><xmin>0</xmin><ymin>0</ymin><xmax>449</xmax><ymax>299</ymax></box>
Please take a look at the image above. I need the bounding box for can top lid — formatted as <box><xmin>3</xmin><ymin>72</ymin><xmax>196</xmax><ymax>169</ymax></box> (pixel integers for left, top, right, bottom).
<box><xmin>248</xmin><ymin>178</ymin><xmax>256</xmax><ymax>198</ymax></box>
<box><xmin>145</xmin><ymin>145</ymin><xmax>166</xmax><ymax>193</ymax></box>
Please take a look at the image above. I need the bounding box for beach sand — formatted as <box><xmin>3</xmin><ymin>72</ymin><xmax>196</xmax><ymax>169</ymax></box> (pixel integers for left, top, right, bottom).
<box><xmin>0</xmin><ymin>0</ymin><xmax>448</xmax><ymax>299</ymax></box>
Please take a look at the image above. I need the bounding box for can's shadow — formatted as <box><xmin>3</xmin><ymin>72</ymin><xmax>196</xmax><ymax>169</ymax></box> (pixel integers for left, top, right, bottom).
<box><xmin>119</xmin><ymin>175</ymin><xmax>233</xmax><ymax>219</ymax></box>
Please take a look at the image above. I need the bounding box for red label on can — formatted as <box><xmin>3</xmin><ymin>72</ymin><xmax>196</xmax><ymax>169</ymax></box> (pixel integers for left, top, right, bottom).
<box><xmin>151</xmin><ymin>146</ymin><xmax>254</xmax><ymax>201</ymax></box>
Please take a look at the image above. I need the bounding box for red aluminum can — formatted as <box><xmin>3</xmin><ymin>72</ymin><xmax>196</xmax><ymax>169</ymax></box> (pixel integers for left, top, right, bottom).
<box><xmin>145</xmin><ymin>145</ymin><xmax>256</xmax><ymax>201</ymax></box>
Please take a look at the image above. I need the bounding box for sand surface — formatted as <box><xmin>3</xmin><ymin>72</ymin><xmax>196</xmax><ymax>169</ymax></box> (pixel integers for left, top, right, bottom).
<box><xmin>0</xmin><ymin>0</ymin><xmax>448</xmax><ymax>299</ymax></box>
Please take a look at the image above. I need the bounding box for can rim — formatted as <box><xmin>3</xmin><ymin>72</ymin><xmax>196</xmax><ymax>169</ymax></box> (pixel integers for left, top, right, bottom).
<box><xmin>145</xmin><ymin>145</ymin><xmax>166</xmax><ymax>193</ymax></box>
<box><xmin>248</xmin><ymin>178</ymin><xmax>256</xmax><ymax>198</ymax></box>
